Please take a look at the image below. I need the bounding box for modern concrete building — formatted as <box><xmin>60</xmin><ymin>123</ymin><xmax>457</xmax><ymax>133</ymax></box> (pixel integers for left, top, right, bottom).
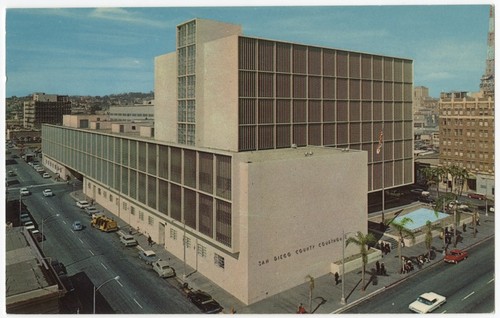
<box><xmin>108</xmin><ymin>103</ymin><xmax>155</xmax><ymax>121</ymax></box>
<box><xmin>41</xmin><ymin>18</ymin><xmax>413</xmax><ymax>304</ymax></box>
<box><xmin>413</xmin><ymin>86</ymin><xmax>438</xmax><ymax>129</ymax></box>
<box><xmin>23</xmin><ymin>93</ymin><xmax>72</xmax><ymax>129</ymax></box>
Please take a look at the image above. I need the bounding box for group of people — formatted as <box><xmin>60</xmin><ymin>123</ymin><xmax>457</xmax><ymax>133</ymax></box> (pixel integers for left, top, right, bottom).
<box><xmin>375</xmin><ymin>260</ymin><xmax>387</xmax><ymax>276</ymax></box>
<box><xmin>417</xmin><ymin>254</ymin><xmax>430</xmax><ymax>265</ymax></box>
<box><xmin>377</xmin><ymin>241</ymin><xmax>391</xmax><ymax>256</ymax></box>
<box><xmin>401</xmin><ymin>257</ymin><xmax>414</xmax><ymax>274</ymax></box>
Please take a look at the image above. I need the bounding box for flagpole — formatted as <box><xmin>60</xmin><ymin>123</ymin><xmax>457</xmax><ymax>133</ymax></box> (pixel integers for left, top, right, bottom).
<box><xmin>377</xmin><ymin>128</ymin><xmax>385</xmax><ymax>225</ymax></box>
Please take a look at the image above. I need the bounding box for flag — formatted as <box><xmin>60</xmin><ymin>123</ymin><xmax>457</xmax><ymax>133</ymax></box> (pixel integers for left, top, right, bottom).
<box><xmin>376</xmin><ymin>130</ymin><xmax>383</xmax><ymax>154</ymax></box>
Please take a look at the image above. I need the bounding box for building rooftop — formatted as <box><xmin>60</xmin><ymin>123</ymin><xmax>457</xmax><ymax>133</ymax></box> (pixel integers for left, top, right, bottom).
<box><xmin>237</xmin><ymin>145</ymin><xmax>363</xmax><ymax>163</ymax></box>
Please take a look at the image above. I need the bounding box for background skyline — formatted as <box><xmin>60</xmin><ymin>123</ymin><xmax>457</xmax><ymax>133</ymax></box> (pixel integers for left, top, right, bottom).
<box><xmin>5</xmin><ymin>5</ymin><xmax>492</xmax><ymax>98</ymax></box>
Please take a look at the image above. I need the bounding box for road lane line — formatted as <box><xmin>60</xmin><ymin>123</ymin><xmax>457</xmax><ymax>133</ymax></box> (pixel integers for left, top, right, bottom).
<box><xmin>89</xmin><ymin>249</ymin><xmax>95</xmax><ymax>256</ymax></box>
<box><xmin>100</xmin><ymin>263</ymin><xmax>108</xmax><ymax>270</ymax></box>
<box><xmin>117</xmin><ymin>280</ymin><xmax>123</xmax><ymax>287</ymax></box>
<box><xmin>133</xmin><ymin>298</ymin><xmax>143</xmax><ymax>309</ymax></box>
<box><xmin>62</xmin><ymin>220</ymin><xmax>67</xmax><ymax>224</ymax></box>
<box><xmin>441</xmin><ymin>310</ymin><xmax>447</xmax><ymax>313</ymax></box>
<box><xmin>488</xmin><ymin>278</ymin><xmax>494</xmax><ymax>284</ymax></box>
<box><xmin>463</xmin><ymin>291</ymin><xmax>475</xmax><ymax>300</ymax></box>
<box><xmin>78</xmin><ymin>238</ymin><xmax>84</xmax><ymax>244</ymax></box>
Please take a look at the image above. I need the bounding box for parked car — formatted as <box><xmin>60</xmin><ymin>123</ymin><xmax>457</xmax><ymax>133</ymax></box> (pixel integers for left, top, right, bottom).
<box><xmin>24</xmin><ymin>221</ymin><xmax>36</xmax><ymax>231</ymax></box>
<box><xmin>444</xmin><ymin>249</ymin><xmax>468</xmax><ymax>264</ymax></box>
<box><xmin>42</xmin><ymin>173</ymin><xmax>51</xmax><ymax>178</ymax></box>
<box><xmin>20</xmin><ymin>187</ymin><xmax>30</xmax><ymax>196</ymax></box>
<box><xmin>76</xmin><ymin>200</ymin><xmax>90</xmax><ymax>209</ymax></box>
<box><xmin>468</xmin><ymin>193</ymin><xmax>486</xmax><ymax>200</ymax></box>
<box><xmin>20</xmin><ymin>213</ymin><xmax>31</xmax><ymax>224</ymax></box>
<box><xmin>71</xmin><ymin>221</ymin><xmax>83</xmax><ymax>231</ymax></box>
<box><xmin>138</xmin><ymin>250</ymin><xmax>159</xmax><ymax>265</ymax></box>
<box><xmin>410</xmin><ymin>188</ymin><xmax>425</xmax><ymax>195</ymax></box>
<box><xmin>187</xmin><ymin>290</ymin><xmax>223</xmax><ymax>314</ymax></box>
<box><xmin>409</xmin><ymin>292</ymin><xmax>446</xmax><ymax>313</ymax></box>
<box><xmin>7</xmin><ymin>170</ymin><xmax>16</xmax><ymax>176</ymax></box>
<box><xmin>152</xmin><ymin>260</ymin><xmax>176</xmax><ymax>278</ymax></box>
<box><xmin>84</xmin><ymin>206</ymin><xmax>101</xmax><ymax>216</ymax></box>
<box><xmin>42</xmin><ymin>189</ymin><xmax>54</xmax><ymax>197</ymax></box>
<box><xmin>31</xmin><ymin>229</ymin><xmax>46</xmax><ymax>242</ymax></box>
<box><xmin>120</xmin><ymin>234</ymin><xmax>138</xmax><ymax>247</ymax></box>
<box><xmin>50</xmin><ymin>259</ymin><xmax>67</xmax><ymax>276</ymax></box>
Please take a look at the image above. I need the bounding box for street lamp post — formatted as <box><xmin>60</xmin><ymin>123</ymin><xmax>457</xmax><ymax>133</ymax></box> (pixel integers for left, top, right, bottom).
<box><xmin>93</xmin><ymin>276</ymin><xmax>120</xmax><ymax>314</ymax></box>
<box><xmin>41</xmin><ymin>214</ymin><xmax>60</xmax><ymax>252</ymax></box>
<box><xmin>182</xmin><ymin>219</ymin><xmax>186</xmax><ymax>280</ymax></box>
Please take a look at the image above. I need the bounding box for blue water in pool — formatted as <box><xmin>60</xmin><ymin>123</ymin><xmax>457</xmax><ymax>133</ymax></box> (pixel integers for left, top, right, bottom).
<box><xmin>392</xmin><ymin>208</ymin><xmax>449</xmax><ymax>231</ymax></box>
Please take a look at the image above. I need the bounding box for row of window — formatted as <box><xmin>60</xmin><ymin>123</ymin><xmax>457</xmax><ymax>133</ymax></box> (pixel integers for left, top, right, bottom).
<box><xmin>238</xmin><ymin>37</ymin><xmax>413</xmax><ymax>82</ymax></box>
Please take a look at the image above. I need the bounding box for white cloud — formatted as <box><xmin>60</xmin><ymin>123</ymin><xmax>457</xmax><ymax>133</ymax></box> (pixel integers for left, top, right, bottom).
<box><xmin>89</xmin><ymin>8</ymin><xmax>169</xmax><ymax>28</ymax></box>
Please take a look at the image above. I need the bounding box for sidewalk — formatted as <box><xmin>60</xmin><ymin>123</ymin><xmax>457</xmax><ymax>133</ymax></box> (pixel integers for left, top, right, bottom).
<box><xmin>70</xmin><ymin>190</ymin><xmax>494</xmax><ymax>314</ymax></box>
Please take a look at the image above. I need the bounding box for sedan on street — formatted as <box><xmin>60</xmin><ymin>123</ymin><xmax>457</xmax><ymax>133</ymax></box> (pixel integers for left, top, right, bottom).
<box><xmin>409</xmin><ymin>292</ymin><xmax>446</xmax><ymax>313</ymax></box>
<box><xmin>71</xmin><ymin>221</ymin><xmax>83</xmax><ymax>231</ymax></box>
<box><xmin>42</xmin><ymin>189</ymin><xmax>54</xmax><ymax>197</ymax></box>
<box><xmin>444</xmin><ymin>249</ymin><xmax>468</xmax><ymax>264</ymax></box>
<box><xmin>187</xmin><ymin>290</ymin><xmax>223</xmax><ymax>314</ymax></box>
<box><xmin>138</xmin><ymin>250</ymin><xmax>159</xmax><ymax>265</ymax></box>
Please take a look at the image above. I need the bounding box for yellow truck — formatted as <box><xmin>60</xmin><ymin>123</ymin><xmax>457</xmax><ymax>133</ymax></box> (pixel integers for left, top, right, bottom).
<box><xmin>91</xmin><ymin>215</ymin><xmax>118</xmax><ymax>232</ymax></box>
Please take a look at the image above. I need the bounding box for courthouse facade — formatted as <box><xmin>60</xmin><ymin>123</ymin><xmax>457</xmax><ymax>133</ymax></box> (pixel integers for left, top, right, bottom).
<box><xmin>42</xmin><ymin>18</ymin><xmax>413</xmax><ymax>304</ymax></box>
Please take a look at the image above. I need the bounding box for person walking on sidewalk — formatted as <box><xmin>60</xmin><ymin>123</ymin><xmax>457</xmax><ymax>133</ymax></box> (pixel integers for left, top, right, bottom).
<box><xmin>334</xmin><ymin>272</ymin><xmax>339</xmax><ymax>285</ymax></box>
<box><xmin>380</xmin><ymin>262</ymin><xmax>386</xmax><ymax>276</ymax></box>
<box><xmin>376</xmin><ymin>261</ymin><xmax>380</xmax><ymax>275</ymax></box>
<box><xmin>148</xmin><ymin>235</ymin><xmax>153</xmax><ymax>246</ymax></box>
<box><xmin>297</xmin><ymin>303</ymin><xmax>306</xmax><ymax>314</ymax></box>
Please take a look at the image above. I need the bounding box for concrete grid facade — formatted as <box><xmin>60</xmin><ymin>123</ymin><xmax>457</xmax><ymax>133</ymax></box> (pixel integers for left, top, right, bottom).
<box><xmin>42</xmin><ymin>18</ymin><xmax>413</xmax><ymax>304</ymax></box>
<box><xmin>24</xmin><ymin>93</ymin><xmax>71</xmax><ymax>129</ymax></box>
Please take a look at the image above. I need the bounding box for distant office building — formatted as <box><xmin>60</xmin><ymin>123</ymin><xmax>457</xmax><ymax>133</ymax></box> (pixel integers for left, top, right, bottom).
<box><xmin>42</xmin><ymin>18</ymin><xmax>412</xmax><ymax>304</ymax></box>
<box><xmin>480</xmin><ymin>6</ymin><xmax>494</xmax><ymax>98</ymax></box>
<box><xmin>438</xmin><ymin>91</ymin><xmax>494</xmax><ymax>176</ymax></box>
<box><xmin>413</xmin><ymin>86</ymin><xmax>438</xmax><ymax>129</ymax></box>
<box><xmin>23</xmin><ymin>93</ymin><xmax>71</xmax><ymax>129</ymax></box>
<box><xmin>108</xmin><ymin>103</ymin><xmax>155</xmax><ymax>121</ymax></box>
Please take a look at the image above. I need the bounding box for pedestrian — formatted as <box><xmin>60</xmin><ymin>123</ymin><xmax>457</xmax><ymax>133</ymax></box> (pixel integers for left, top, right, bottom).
<box><xmin>462</xmin><ymin>223</ymin><xmax>467</xmax><ymax>232</ymax></box>
<box><xmin>381</xmin><ymin>262</ymin><xmax>386</xmax><ymax>276</ymax></box>
<box><xmin>148</xmin><ymin>235</ymin><xmax>152</xmax><ymax>246</ymax></box>
<box><xmin>376</xmin><ymin>260</ymin><xmax>380</xmax><ymax>275</ymax></box>
<box><xmin>386</xmin><ymin>243</ymin><xmax>391</xmax><ymax>254</ymax></box>
<box><xmin>334</xmin><ymin>272</ymin><xmax>339</xmax><ymax>285</ymax></box>
<box><xmin>400</xmin><ymin>238</ymin><xmax>405</xmax><ymax>247</ymax></box>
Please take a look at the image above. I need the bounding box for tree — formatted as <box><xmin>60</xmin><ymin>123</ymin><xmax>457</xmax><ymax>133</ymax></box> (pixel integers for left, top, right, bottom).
<box><xmin>345</xmin><ymin>231</ymin><xmax>376</xmax><ymax>291</ymax></box>
<box><xmin>423</xmin><ymin>220</ymin><xmax>441</xmax><ymax>260</ymax></box>
<box><xmin>390</xmin><ymin>217</ymin><xmax>416</xmax><ymax>273</ymax></box>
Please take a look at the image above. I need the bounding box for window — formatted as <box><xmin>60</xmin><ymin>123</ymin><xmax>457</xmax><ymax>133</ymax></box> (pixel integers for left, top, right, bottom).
<box><xmin>110</xmin><ymin>195</ymin><xmax>113</xmax><ymax>202</ymax></box>
<box><xmin>131</xmin><ymin>206</ymin><xmax>135</xmax><ymax>215</ymax></box>
<box><xmin>98</xmin><ymin>188</ymin><xmax>101</xmax><ymax>195</ymax></box>
<box><xmin>148</xmin><ymin>216</ymin><xmax>154</xmax><ymax>225</ymax></box>
<box><xmin>139</xmin><ymin>211</ymin><xmax>144</xmax><ymax>221</ymax></box>
<box><xmin>123</xmin><ymin>202</ymin><xmax>128</xmax><ymax>210</ymax></box>
<box><xmin>197</xmin><ymin>244</ymin><xmax>207</xmax><ymax>257</ymax></box>
<box><xmin>214</xmin><ymin>253</ymin><xmax>225</xmax><ymax>269</ymax></box>
<box><xmin>184</xmin><ymin>236</ymin><xmax>191</xmax><ymax>248</ymax></box>
<box><xmin>170</xmin><ymin>228</ymin><xmax>177</xmax><ymax>240</ymax></box>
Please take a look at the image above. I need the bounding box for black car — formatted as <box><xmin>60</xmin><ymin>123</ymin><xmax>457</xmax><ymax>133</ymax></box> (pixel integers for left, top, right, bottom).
<box><xmin>187</xmin><ymin>290</ymin><xmax>223</xmax><ymax>314</ymax></box>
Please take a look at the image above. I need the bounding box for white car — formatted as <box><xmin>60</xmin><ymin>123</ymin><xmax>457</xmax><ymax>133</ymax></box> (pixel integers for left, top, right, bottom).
<box><xmin>152</xmin><ymin>259</ymin><xmax>176</xmax><ymax>278</ymax></box>
<box><xmin>409</xmin><ymin>292</ymin><xmax>446</xmax><ymax>313</ymax></box>
<box><xmin>138</xmin><ymin>250</ymin><xmax>159</xmax><ymax>265</ymax></box>
<box><xmin>24</xmin><ymin>221</ymin><xmax>36</xmax><ymax>231</ymax></box>
<box><xmin>43</xmin><ymin>189</ymin><xmax>54</xmax><ymax>197</ymax></box>
<box><xmin>42</xmin><ymin>173</ymin><xmax>50</xmax><ymax>178</ymax></box>
<box><xmin>84</xmin><ymin>206</ymin><xmax>101</xmax><ymax>216</ymax></box>
<box><xmin>76</xmin><ymin>200</ymin><xmax>90</xmax><ymax>209</ymax></box>
<box><xmin>119</xmin><ymin>234</ymin><xmax>138</xmax><ymax>247</ymax></box>
<box><xmin>20</xmin><ymin>187</ymin><xmax>30</xmax><ymax>196</ymax></box>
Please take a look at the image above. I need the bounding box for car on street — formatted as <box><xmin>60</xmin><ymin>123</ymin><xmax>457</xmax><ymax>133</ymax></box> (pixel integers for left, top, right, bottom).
<box><xmin>20</xmin><ymin>213</ymin><xmax>31</xmax><ymax>224</ymax></box>
<box><xmin>120</xmin><ymin>234</ymin><xmax>138</xmax><ymax>247</ymax></box>
<box><xmin>467</xmin><ymin>193</ymin><xmax>486</xmax><ymax>200</ymax></box>
<box><xmin>187</xmin><ymin>290</ymin><xmax>223</xmax><ymax>314</ymax></box>
<box><xmin>31</xmin><ymin>229</ymin><xmax>46</xmax><ymax>242</ymax></box>
<box><xmin>152</xmin><ymin>260</ymin><xmax>176</xmax><ymax>278</ymax></box>
<box><xmin>138</xmin><ymin>250</ymin><xmax>159</xmax><ymax>265</ymax></box>
<box><xmin>20</xmin><ymin>187</ymin><xmax>30</xmax><ymax>196</ymax></box>
<box><xmin>42</xmin><ymin>173</ymin><xmax>50</xmax><ymax>178</ymax></box>
<box><xmin>42</xmin><ymin>189</ymin><xmax>54</xmax><ymax>197</ymax></box>
<box><xmin>76</xmin><ymin>200</ymin><xmax>90</xmax><ymax>209</ymax></box>
<box><xmin>50</xmin><ymin>259</ymin><xmax>67</xmax><ymax>276</ymax></box>
<box><xmin>409</xmin><ymin>292</ymin><xmax>446</xmax><ymax>313</ymax></box>
<box><xmin>24</xmin><ymin>221</ymin><xmax>36</xmax><ymax>231</ymax></box>
<box><xmin>8</xmin><ymin>170</ymin><xmax>16</xmax><ymax>176</ymax></box>
<box><xmin>84</xmin><ymin>206</ymin><xmax>101</xmax><ymax>216</ymax></box>
<box><xmin>444</xmin><ymin>249</ymin><xmax>468</xmax><ymax>264</ymax></box>
<box><xmin>71</xmin><ymin>221</ymin><xmax>83</xmax><ymax>231</ymax></box>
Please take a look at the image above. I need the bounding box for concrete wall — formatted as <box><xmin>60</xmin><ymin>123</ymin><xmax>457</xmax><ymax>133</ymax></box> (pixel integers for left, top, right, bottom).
<box><xmin>197</xmin><ymin>35</ymin><xmax>240</xmax><ymax>151</ymax></box>
<box><xmin>241</xmin><ymin>149</ymin><xmax>368</xmax><ymax>304</ymax></box>
<box><xmin>154</xmin><ymin>53</ymin><xmax>177</xmax><ymax>143</ymax></box>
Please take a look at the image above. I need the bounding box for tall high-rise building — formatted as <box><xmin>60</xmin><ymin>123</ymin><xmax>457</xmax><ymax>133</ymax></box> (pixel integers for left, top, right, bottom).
<box><xmin>480</xmin><ymin>5</ymin><xmax>494</xmax><ymax>97</ymax></box>
<box><xmin>42</xmin><ymin>18</ymin><xmax>413</xmax><ymax>304</ymax></box>
<box><xmin>23</xmin><ymin>92</ymin><xmax>72</xmax><ymax>129</ymax></box>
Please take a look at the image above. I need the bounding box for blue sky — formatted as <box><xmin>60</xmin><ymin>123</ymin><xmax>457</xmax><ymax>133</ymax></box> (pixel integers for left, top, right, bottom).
<box><xmin>4</xmin><ymin>4</ymin><xmax>492</xmax><ymax>98</ymax></box>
